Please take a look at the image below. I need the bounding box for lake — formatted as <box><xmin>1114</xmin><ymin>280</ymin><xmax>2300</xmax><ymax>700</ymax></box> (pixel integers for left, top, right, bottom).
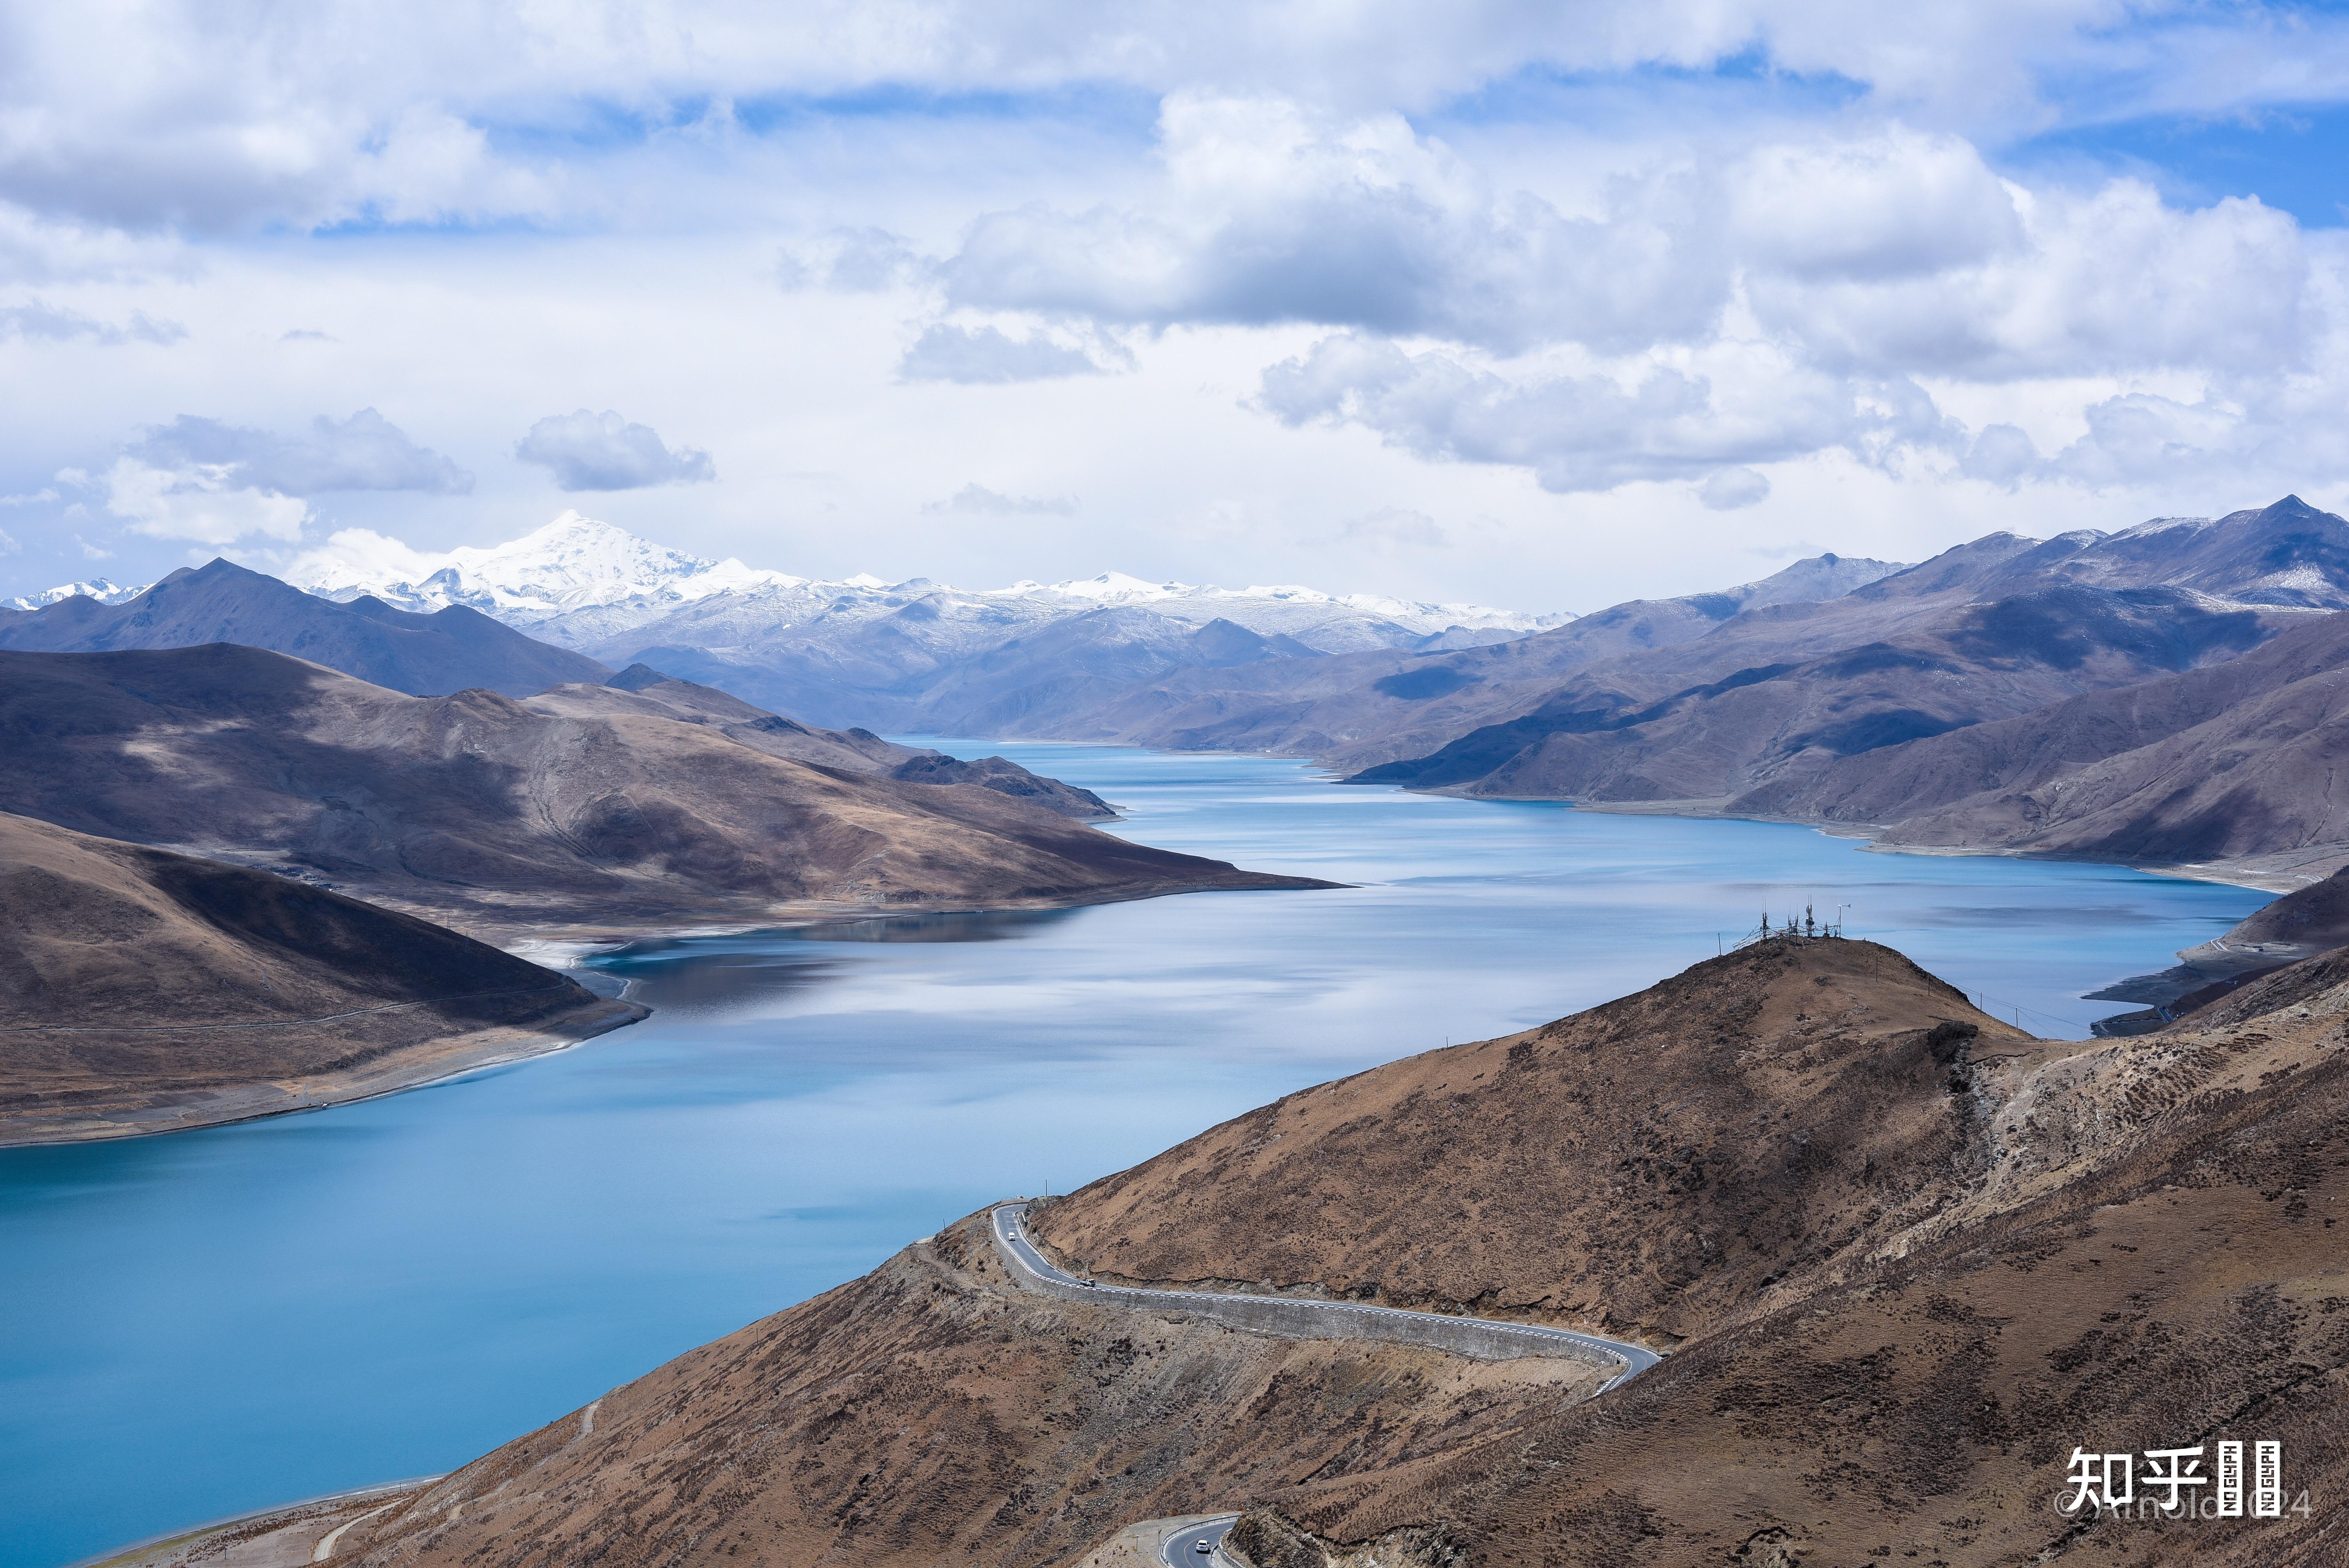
<box><xmin>0</xmin><ymin>743</ymin><xmax>2270</xmax><ymax>1568</ymax></box>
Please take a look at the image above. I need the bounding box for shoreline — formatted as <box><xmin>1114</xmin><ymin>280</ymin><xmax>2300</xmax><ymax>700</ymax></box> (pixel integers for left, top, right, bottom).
<box><xmin>1</xmin><ymin>878</ymin><xmax>1341</xmax><ymax>1153</ymax></box>
<box><xmin>0</xmin><ymin>998</ymin><xmax>649</xmax><ymax>1150</ymax></box>
<box><xmin>1257</xmin><ymin>760</ymin><xmax>2309</xmax><ymax>896</ymax></box>
<box><xmin>1456</xmin><ymin>791</ymin><xmax>2316</xmax><ymax>895</ymax></box>
<box><xmin>68</xmin><ymin>1476</ymin><xmax>442</xmax><ymax>1568</ymax></box>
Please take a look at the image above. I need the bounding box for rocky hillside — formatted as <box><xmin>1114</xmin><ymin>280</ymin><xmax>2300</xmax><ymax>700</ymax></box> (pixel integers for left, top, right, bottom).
<box><xmin>0</xmin><ymin>810</ymin><xmax>638</xmax><ymax>1143</ymax></box>
<box><xmin>249</xmin><ymin>932</ymin><xmax>2349</xmax><ymax>1567</ymax></box>
<box><xmin>0</xmin><ymin>645</ymin><xmax>1325</xmax><ymax>937</ymax></box>
<box><xmin>1733</xmin><ymin>603</ymin><xmax>2349</xmax><ymax>884</ymax></box>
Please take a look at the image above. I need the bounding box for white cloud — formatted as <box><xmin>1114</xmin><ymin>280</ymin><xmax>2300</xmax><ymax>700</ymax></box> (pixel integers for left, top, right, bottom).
<box><xmin>1745</xmin><ymin>177</ymin><xmax>2314</xmax><ymax>381</ymax></box>
<box><xmin>129</xmin><ymin>410</ymin><xmax>471</xmax><ymax>494</ymax></box>
<box><xmin>780</xmin><ymin>228</ymin><xmax>933</xmax><ymax>292</ymax></box>
<box><xmin>943</xmin><ymin>93</ymin><xmax>1728</xmax><ymax>356</ymax></box>
<box><xmin>282</xmin><ymin>526</ymin><xmax>450</xmax><ymax>591</ymax></box>
<box><xmin>0</xmin><ymin>0</ymin><xmax>2326</xmax><ymax>242</ymax></box>
<box><xmin>514</xmin><ymin>410</ymin><xmax>716</xmax><ymax>490</ymax></box>
<box><xmin>0</xmin><ymin>200</ymin><xmax>189</xmax><ymax>285</ymax></box>
<box><xmin>1258</xmin><ymin>331</ymin><xmax>1953</xmax><ymax>494</ymax></box>
<box><xmin>0</xmin><ymin>298</ymin><xmax>185</xmax><ymax>344</ymax></box>
<box><xmin>926</xmin><ymin>483</ymin><xmax>1077</xmax><ymax>515</ymax></box>
<box><xmin>1698</xmin><ymin>467</ymin><xmax>1771</xmax><ymax>510</ymax></box>
<box><xmin>76</xmin><ymin>409</ymin><xmax>466</xmax><ymax>552</ymax></box>
<box><xmin>12</xmin><ymin>0</ymin><xmax>2349</xmax><ymax>608</ymax></box>
<box><xmin>941</xmin><ymin>107</ymin><xmax>2328</xmax><ymax>392</ymax></box>
<box><xmin>1729</xmin><ymin>130</ymin><xmax>2025</xmax><ymax>285</ymax></box>
<box><xmin>898</xmin><ymin>324</ymin><xmax>1121</xmax><ymax>383</ymax></box>
<box><xmin>103</xmin><ymin>458</ymin><xmax>310</xmax><ymax>544</ymax></box>
<box><xmin>1343</xmin><ymin>506</ymin><xmax>1447</xmax><ymax>547</ymax></box>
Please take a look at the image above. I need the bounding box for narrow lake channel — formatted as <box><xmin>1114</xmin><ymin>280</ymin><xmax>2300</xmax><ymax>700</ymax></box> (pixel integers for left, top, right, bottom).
<box><xmin>1</xmin><ymin>744</ymin><xmax>2271</xmax><ymax>1568</ymax></box>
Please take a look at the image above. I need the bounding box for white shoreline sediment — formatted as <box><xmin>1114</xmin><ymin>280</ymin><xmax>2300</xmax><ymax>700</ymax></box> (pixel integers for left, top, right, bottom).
<box><xmin>66</xmin><ymin>1477</ymin><xmax>441</xmax><ymax>1568</ymax></box>
<box><xmin>0</xmin><ymin>998</ymin><xmax>648</xmax><ymax>1149</ymax></box>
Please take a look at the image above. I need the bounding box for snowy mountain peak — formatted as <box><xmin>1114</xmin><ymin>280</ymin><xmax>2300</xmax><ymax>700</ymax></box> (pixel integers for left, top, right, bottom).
<box><xmin>277</xmin><ymin>515</ymin><xmax>1573</xmax><ymax>657</ymax></box>
<box><xmin>4</xmin><ymin>577</ymin><xmax>149</xmax><ymax>611</ymax></box>
<box><xmin>288</xmin><ymin>511</ymin><xmax>801</xmax><ymax>618</ymax></box>
<box><xmin>2114</xmin><ymin>515</ymin><xmax>2215</xmax><ymax>539</ymax></box>
<box><xmin>993</xmin><ymin>571</ymin><xmax>1560</xmax><ymax>631</ymax></box>
<box><xmin>1037</xmin><ymin>571</ymin><xmax>1195</xmax><ymax>603</ymax></box>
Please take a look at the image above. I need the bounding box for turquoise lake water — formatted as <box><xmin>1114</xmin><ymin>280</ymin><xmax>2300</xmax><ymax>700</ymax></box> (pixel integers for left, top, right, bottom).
<box><xmin>0</xmin><ymin>744</ymin><xmax>2272</xmax><ymax>1567</ymax></box>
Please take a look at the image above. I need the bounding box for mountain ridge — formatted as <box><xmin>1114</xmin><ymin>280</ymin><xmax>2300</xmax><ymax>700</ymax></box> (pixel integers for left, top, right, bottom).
<box><xmin>0</xmin><ymin>645</ymin><xmax>1326</xmax><ymax>939</ymax></box>
<box><xmin>1337</xmin><ymin>498</ymin><xmax>2349</xmax><ymax>882</ymax></box>
<box><xmin>0</xmin><ymin>557</ymin><xmax>610</xmax><ymax>697</ymax></box>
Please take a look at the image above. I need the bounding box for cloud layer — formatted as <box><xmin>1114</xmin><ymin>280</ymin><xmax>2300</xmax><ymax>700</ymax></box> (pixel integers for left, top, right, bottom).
<box><xmin>7</xmin><ymin>0</ymin><xmax>2349</xmax><ymax>606</ymax></box>
<box><xmin>129</xmin><ymin>410</ymin><xmax>472</xmax><ymax>495</ymax></box>
<box><xmin>94</xmin><ymin>410</ymin><xmax>472</xmax><ymax>547</ymax></box>
<box><xmin>513</xmin><ymin>411</ymin><xmax>715</xmax><ymax>491</ymax></box>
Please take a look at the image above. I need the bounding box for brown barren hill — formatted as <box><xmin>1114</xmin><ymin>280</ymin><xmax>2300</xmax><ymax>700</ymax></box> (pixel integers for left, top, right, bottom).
<box><xmin>1731</xmin><ymin>606</ymin><xmax>2349</xmax><ymax>885</ymax></box>
<box><xmin>0</xmin><ymin>645</ymin><xmax>1326</xmax><ymax>937</ymax></box>
<box><xmin>0</xmin><ymin>811</ymin><xmax>640</xmax><ymax>1144</ymax></box>
<box><xmin>1033</xmin><ymin>937</ymin><xmax>2037</xmax><ymax>1348</ymax></box>
<box><xmin>331</xmin><ymin>1212</ymin><xmax>1607</xmax><ymax>1568</ymax></box>
<box><xmin>236</xmin><ymin>937</ymin><xmax>2349</xmax><ymax>1568</ymax></box>
<box><xmin>529</xmin><ymin>665</ymin><xmax>1121</xmax><ymax>820</ymax></box>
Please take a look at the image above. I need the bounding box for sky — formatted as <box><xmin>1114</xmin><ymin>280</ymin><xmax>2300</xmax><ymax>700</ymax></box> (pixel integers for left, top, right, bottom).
<box><xmin>5</xmin><ymin>2</ymin><xmax>2349</xmax><ymax>615</ymax></box>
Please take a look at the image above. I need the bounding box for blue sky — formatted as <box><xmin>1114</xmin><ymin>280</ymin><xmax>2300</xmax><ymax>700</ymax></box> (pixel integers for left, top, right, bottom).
<box><xmin>2013</xmin><ymin>105</ymin><xmax>2349</xmax><ymax>224</ymax></box>
<box><xmin>5</xmin><ymin>1</ymin><xmax>2349</xmax><ymax>613</ymax></box>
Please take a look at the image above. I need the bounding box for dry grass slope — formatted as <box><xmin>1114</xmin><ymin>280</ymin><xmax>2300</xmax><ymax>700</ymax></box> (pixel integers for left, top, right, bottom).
<box><xmin>0</xmin><ymin>810</ymin><xmax>638</xmax><ymax>1142</ymax></box>
<box><xmin>214</xmin><ymin>937</ymin><xmax>2349</xmax><ymax>1567</ymax></box>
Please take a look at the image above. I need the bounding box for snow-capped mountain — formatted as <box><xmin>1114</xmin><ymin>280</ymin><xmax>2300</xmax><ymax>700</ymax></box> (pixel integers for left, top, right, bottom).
<box><xmin>288</xmin><ymin>513</ymin><xmax>1570</xmax><ymax>652</ymax></box>
<box><xmin>279</xmin><ymin>512</ymin><xmax>1574</xmax><ymax>731</ymax></box>
<box><xmin>4</xmin><ymin>577</ymin><xmax>150</xmax><ymax>611</ymax></box>
<box><xmin>292</xmin><ymin>512</ymin><xmax>800</xmax><ymax>620</ymax></box>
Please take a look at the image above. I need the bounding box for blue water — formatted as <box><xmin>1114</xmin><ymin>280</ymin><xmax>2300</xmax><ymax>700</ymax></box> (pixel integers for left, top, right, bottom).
<box><xmin>0</xmin><ymin>745</ymin><xmax>2269</xmax><ymax>1567</ymax></box>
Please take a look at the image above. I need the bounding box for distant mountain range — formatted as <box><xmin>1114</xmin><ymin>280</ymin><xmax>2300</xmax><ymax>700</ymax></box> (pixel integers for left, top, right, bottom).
<box><xmin>291</xmin><ymin>512</ymin><xmax>1569</xmax><ymax>641</ymax></box>
<box><xmin>1352</xmin><ymin>497</ymin><xmax>2349</xmax><ymax>885</ymax></box>
<box><xmin>261</xmin><ymin>514</ymin><xmax>1581</xmax><ymax>730</ymax></box>
<box><xmin>9</xmin><ymin>495</ymin><xmax>2348</xmax><ymax>892</ymax></box>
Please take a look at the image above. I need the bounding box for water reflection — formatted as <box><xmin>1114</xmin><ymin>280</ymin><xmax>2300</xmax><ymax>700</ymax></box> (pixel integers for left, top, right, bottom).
<box><xmin>795</xmin><ymin>909</ymin><xmax>1079</xmax><ymax>943</ymax></box>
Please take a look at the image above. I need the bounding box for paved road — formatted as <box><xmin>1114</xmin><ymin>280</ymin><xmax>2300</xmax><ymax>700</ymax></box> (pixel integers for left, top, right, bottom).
<box><xmin>1160</xmin><ymin>1515</ymin><xmax>1239</xmax><ymax>1566</ymax></box>
<box><xmin>991</xmin><ymin>1203</ymin><xmax>1659</xmax><ymax>1391</ymax></box>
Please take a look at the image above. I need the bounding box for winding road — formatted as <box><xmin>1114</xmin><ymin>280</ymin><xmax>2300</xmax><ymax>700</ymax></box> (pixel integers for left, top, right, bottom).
<box><xmin>1159</xmin><ymin>1515</ymin><xmax>1239</xmax><ymax>1566</ymax></box>
<box><xmin>991</xmin><ymin>1203</ymin><xmax>1659</xmax><ymax>1391</ymax></box>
